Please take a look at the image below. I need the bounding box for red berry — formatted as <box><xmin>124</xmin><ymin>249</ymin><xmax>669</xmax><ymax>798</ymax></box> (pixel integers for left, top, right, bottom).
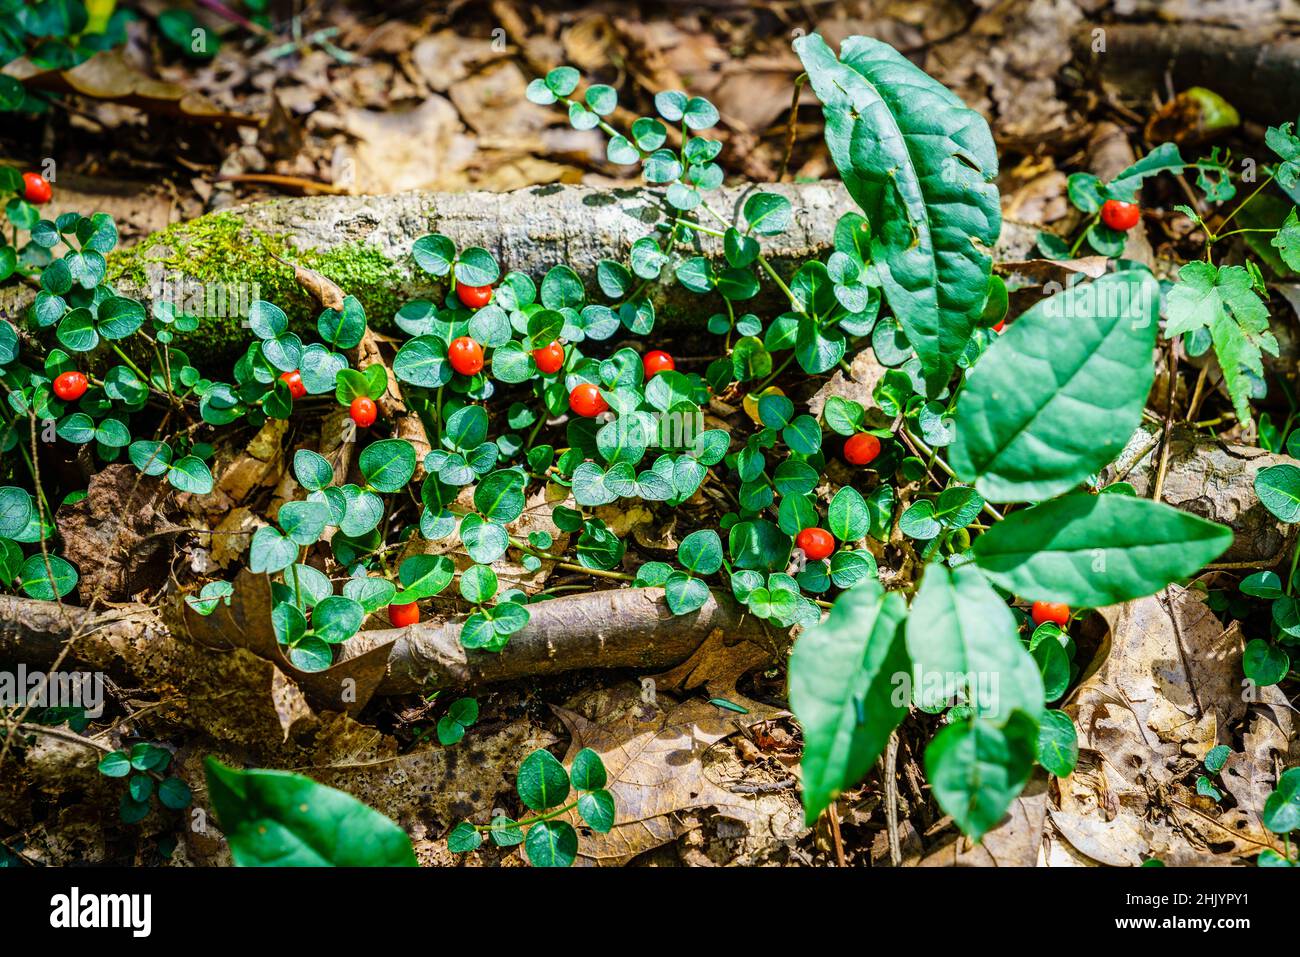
<box><xmin>455</xmin><ymin>281</ymin><xmax>492</xmax><ymax>309</ymax></box>
<box><xmin>52</xmin><ymin>370</ymin><xmax>87</xmax><ymax>401</ymax></box>
<box><xmin>533</xmin><ymin>341</ymin><xmax>565</xmax><ymax>375</ymax></box>
<box><xmin>796</xmin><ymin>527</ymin><xmax>835</xmax><ymax>561</ymax></box>
<box><xmin>1100</xmin><ymin>199</ymin><xmax>1140</xmax><ymax>232</ymax></box>
<box><xmin>643</xmin><ymin>350</ymin><xmax>675</xmax><ymax>379</ymax></box>
<box><xmin>1031</xmin><ymin>601</ymin><xmax>1071</xmax><ymax>628</ymax></box>
<box><xmin>279</xmin><ymin>369</ymin><xmax>306</xmax><ymax>399</ymax></box>
<box><xmin>844</xmin><ymin>432</ymin><xmax>881</xmax><ymax>466</ymax></box>
<box><xmin>448</xmin><ymin>336</ymin><xmax>484</xmax><ymax>376</ymax></box>
<box><xmin>569</xmin><ymin>383</ymin><xmax>608</xmax><ymax>418</ymax></box>
<box><xmin>388</xmin><ymin>602</ymin><xmax>420</xmax><ymax>627</ymax></box>
<box><xmin>349</xmin><ymin>396</ymin><xmax>377</xmax><ymax>428</ymax></box>
<box><xmin>22</xmin><ymin>172</ymin><xmax>51</xmax><ymax>205</ymax></box>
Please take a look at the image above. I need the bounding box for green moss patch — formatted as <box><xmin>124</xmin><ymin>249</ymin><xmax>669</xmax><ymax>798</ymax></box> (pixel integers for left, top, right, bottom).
<box><xmin>108</xmin><ymin>212</ymin><xmax>413</xmax><ymax>360</ymax></box>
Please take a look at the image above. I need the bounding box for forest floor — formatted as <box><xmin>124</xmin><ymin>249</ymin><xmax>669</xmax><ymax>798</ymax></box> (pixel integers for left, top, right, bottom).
<box><xmin>2</xmin><ymin>0</ymin><xmax>1299</xmax><ymax>867</ymax></box>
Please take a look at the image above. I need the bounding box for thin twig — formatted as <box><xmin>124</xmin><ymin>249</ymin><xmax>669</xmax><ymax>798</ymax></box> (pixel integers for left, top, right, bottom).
<box><xmin>777</xmin><ymin>73</ymin><xmax>807</xmax><ymax>182</ymax></box>
<box><xmin>12</xmin><ymin>723</ymin><xmax>114</xmax><ymax>754</ymax></box>
<box><xmin>828</xmin><ymin>800</ymin><xmax>848</xmax><ymax>867</ymax></box>
<box><xmin>884</xmin><ymin>731</ymin><xmax>902</xmax><ymax>867</ymax></box>
<box><xmin>1152</xmin><ymin>345</ymin><xmax>1179</xmax><ymax>503</ymax></box>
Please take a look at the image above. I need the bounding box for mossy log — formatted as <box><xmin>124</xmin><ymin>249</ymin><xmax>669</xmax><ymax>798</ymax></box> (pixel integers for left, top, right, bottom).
<box><xmin>0</xmin><ymin>182</ymin><xmax>864</xmax><ymax>360</ymax></box>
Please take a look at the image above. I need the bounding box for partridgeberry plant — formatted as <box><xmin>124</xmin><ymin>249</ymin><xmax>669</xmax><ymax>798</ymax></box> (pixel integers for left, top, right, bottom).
<box><xmin>12</xmin><ymin>28</ymin><xmax>1300</xmax><ymax>866</ymax></box>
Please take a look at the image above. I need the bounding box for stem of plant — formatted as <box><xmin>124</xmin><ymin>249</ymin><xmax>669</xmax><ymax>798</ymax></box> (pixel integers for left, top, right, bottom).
<box><xmin>903</xmin><ymin>427</ymin><xmax>1004</xmax><ymax>523</ymax></box>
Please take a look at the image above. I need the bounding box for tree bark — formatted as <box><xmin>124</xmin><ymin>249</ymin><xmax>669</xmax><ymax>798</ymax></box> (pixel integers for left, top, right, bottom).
<box><xmin>339</xmin><ymin>587</ymin><xmax>783</xmax><ymax>695</ymax></box>
<box><xmin>1074</xmin><ymin>25</ymin><xmax>1300</xmax><ymax>125</ymax></box>
<box><xmin>0</xmin><ymin>587</ymin><xmax>783</xmax><ymax>703</ymax></box>
<box><xmin>0</xmin><ymin>182</ymin><xmax>858</xmax><ymax>342</ymax></box>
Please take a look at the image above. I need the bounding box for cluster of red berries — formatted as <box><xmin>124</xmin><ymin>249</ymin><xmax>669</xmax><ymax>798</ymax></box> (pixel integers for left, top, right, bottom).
<box><xmin>566</xmin><ymin>350</ymin><xmax>676</xmax><ymax>418</ymax></box>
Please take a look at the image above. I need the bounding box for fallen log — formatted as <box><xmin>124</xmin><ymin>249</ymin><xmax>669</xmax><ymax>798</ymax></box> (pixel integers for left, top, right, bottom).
<box><xmin>1074</xmin><ymin>25</ymin><xmax>1300</xmax><ymax>125</ymax></box>
<box><xmin>339</xmin><ymin>587</ymin><xmax>782</xmax><ymax>695</ymax></box>
<box><xmin>0</xmin><ymin>180</ymin><xmax>1048</xmax><ymax>362</ymax></box>
<box><xmin>0</xmin><ymin>182</ymin><xmax>858</xmax><ymax>359</ymax></box>
<box><xmin>0</xmin><ymin>586</ymin><xmax>784</xmax><ymax>707</ymax></box>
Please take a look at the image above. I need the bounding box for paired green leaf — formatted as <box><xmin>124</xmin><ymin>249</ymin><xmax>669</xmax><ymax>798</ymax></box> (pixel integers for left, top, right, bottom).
<box><xmin>951</xmin><ymin>271</ymin><xmax>1160</xmax><ymax>502</ymax></box>
<box><xmin>971</xmin><ymin>494</ymin><xmax>1232</xmax><ymax>606</ymax></box>
<box><xmin>789</xmin><ymin>580</ymin><xmax>910</xmax><ymax>823</ymax></box>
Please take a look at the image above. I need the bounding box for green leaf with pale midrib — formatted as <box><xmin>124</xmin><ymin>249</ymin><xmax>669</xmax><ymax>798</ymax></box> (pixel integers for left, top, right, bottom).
<box><xmin>905</xmin><ymin>563</ymin><xmax>1044</xmax><ymax>723</ymax></box>
<box><xmin>795</xmin><ymin>32</ymin><xmax>1001</xmax><ymax>395</ymax></box>
<box><xmin>788</xmin><ymin>579</ymin><xmax>909</xmax><ymax>824</ymax></box>
<box><xmin>950</xmin><ymin>271</ymin><xmax>1160</xmax><ymax>502</ymax></box>
<box><xmin>971</xmin><ymin>493</ymin><xmax>1232</xmax><ymax>606</ymax></box>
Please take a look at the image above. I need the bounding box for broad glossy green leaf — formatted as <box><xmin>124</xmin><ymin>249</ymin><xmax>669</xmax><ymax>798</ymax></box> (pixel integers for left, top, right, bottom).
<box><xmin>516</xmin><ymin>749</ymin><xmax>570</xmax><ymax>811</ymax></box>
<box><xmin>0</xmin><ymin>487</ymin><xmax>32</xmax><ymax>539</ymax></box>
<box><xmin>1255</xmin><ymin>464</ymin><xmax>1300</xmax><ymax>523</ymax></box>
<box><xmin>524</xmin><ymin>819</ymin><xmax>578</xmax><ymax>867</ymax></box>
<box><xmin>665</xmin><ymin>571</ymin><xmax>709</xmax><ymax>615</ymax></box>
<box><xmin>19</xmin><ymin>554</ymin><xmax>78</xmax><ymax>600</ymax></box>
<box><xmin>359</xmin><ymin>439</ymin><xmax>416</xmax><ymax>493</ymax></box>
<box><xmin>396</xmin><ymin>553</ymin><xmax>454</xmax><ymax>601</ymax></box>
<box><xmin>250</xmin><ymin>525</ymin><xmax>297</xmax><ymax>574</ymax></box>
<box><xmin>312</xmin><ymin>595</ymin><xmax>364</xmax><ymax>644</ymax></box>
<box><xmin>344</xmin><ymin>575</ymin><xmax>397</xmax><ymax>612</ymax></box>
<box><xmin>447</xmin><ymin>821</ymin><xmax>482</xmax><ymax>852</ymax></box>
<box><xmin>677</xmin><ymin>529</ymin><xmax>723</xmax><ymax>576</ymax></box>
<box><xmin>167</xmin><ymin>455</ymin><xmax>213</xmax><ymax>494</ymax></box>
<box><xmin>950</xmin><ymin>272</ymin><xmax>1160</xmax><ymax>502</ymax></box>
<box><xmin>570</xmin><ymin>748</ymin><xmax>607</xmax><ymax>790</ymax></box>
<box><xmin>789</xmin><ymin>579</ymin><xmax>910</xmax><ymax>823</ymax></box>
<box><xmin>796</xmin><ymin>33</ymin><xmax>1000</xmax><ymax>395</ymax></box>
<box><xmin>277</xmin><ymin>499</ymin><xmax>330</xmax><ymax>546</ymax></box>
<box><xmin>1036</xmin><ymin>709</ymin><xmax>1079</xmax><ymax>778</ymax></box>
<box><xmin>971</xmin><ymin>494</ymin><xmax>1233</xmax><ymax>606</ymax></box>
<box><xmin>1244</xmin><ymin>639</ymin><xmax>1289</xmax><ymax>686</ymax></box>
<box><xmin>293</xmin><ymin>449</ymin><xmax>335</xmax><ymax>492</ymax></box>
<box><xmin>577</xmin><ymin>789</ymin><xmax>616</xmax><ymax>833</ymax></box>
<box><xmin>827</xmin><ymin>486</ymin><xmax>869</xmax><ymax>543</ymax></box>
<box><xmin>906</xmin><ymin>563</ymin><xmax>1043</xmax><ymax>721</ymax></box>
<box><xmin>1262</xmin><ymin>767</ymin><xmax>1300</xmax><ymax>834</ymax></box>
<box><xmin>204</xmin><ymin>758</ymin><xmax>416</xmax><ymax>866</ymax></box>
